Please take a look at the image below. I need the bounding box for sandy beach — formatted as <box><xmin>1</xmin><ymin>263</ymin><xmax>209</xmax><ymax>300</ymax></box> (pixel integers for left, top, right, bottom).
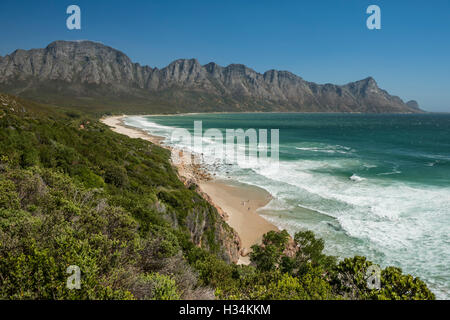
<box><xmin>100</xmin><ymin>115</ymin><xmax>279</xmax><ymax>264</ymax></box>
<box><xmin>199</xmin><ymin>180</ymin><xmax>278</xmax><ymax>264</ymax></box>
<box><xmin>101</xmin><ymin>115</ymin><xmax>165</xmax><ymax>144</ymax></box>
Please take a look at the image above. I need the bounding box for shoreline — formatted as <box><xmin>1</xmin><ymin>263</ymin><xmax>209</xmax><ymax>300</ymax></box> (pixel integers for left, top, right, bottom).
<box><xmin>199</xmin><ymin>179</ymin><xmax>278</xmax><ymax>265</ymax></box>
<box><xmin>100</xmin><ymin>115</ymin><xmax>280</xmax><ymax>265</ymax></box>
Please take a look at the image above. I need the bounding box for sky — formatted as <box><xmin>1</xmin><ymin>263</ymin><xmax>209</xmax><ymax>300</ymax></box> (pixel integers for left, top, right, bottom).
<box><xmin>0</xmin><ymin>0</ymin><xmax>449</xmax><ymax>111</ymax></box>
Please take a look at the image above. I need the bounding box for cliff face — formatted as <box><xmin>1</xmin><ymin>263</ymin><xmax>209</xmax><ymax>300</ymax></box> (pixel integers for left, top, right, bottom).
<box><xmin>0</xmin><ymin>41</ymin><xmax>421</xmax><ymax>113</ymax></box>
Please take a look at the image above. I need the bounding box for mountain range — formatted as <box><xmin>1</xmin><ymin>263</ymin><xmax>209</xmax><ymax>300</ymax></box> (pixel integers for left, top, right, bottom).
<box><xmin>0</xmin><ymin>40</ymin><xmax>421</xmax><ymax>114</ymax></box>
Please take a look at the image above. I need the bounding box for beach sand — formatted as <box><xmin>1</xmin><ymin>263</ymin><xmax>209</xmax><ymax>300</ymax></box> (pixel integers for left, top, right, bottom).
<box><xmin>101</xmin><ymin>115</ymin><xmax>165</xmax><ymax>144</ymax></box>
<box><xmin>199</xmin><ymin>180</ymin><xmax>278</xmax><ymax>264</ymax></box>
<box><xmin>100</xmin><ymin>115</ymin><xmax>279</xmax><ymax>264</ymax></box>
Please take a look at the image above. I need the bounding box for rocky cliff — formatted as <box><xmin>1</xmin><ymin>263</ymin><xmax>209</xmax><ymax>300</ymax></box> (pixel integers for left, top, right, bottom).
<box><xmin>0</xmin><ymin>41</ymin><xmax>421</xmax><ymax>113</ymax></box>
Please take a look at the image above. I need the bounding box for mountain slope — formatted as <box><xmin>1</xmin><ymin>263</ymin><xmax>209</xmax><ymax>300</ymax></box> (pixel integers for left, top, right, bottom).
<box><xmin>0</xmin><ymin>41</ymin><xmax>421</xmax><ymax>114</ymax></box>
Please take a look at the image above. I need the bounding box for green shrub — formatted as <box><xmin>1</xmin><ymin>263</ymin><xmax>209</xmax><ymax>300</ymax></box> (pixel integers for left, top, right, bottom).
<box><xmin>136</xmin><ymin>273</ymin><xmax>180</xmax><ymax>300</ymax></box>
<box><xmin>250</xmin><ymin>230</ymin><xmax>289</xmax><ymax>271</ymax></box>
<box><xmin>0</xmin><ymin>178</ymin><xmax>20</xmax><ymax>209</ymax></box>
<box><xmin>332</xmin><ymin>256</ymin><xmax>435</xmax><ymax>300</ymax></box>
<box><xmin>103</xmin><ymin>163</ymin><xmax>129</xmax><ymax>187</ymax></box>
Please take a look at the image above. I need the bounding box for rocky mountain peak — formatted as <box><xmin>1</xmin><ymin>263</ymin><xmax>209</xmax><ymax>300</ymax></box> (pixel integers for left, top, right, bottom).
<box><xmin>0</xmin><ymin>41</ymin><xmax>422</xmax><ymax>114</ymax></box>
<box><xmin>204</xmin><ymin>62</ymin><xmax>222</xmax><ymax>74</ymax></box>
<box><xmin>364</xmin><ymin>76</ymin><xmax>378</xmax><ymax>88</ymax></box>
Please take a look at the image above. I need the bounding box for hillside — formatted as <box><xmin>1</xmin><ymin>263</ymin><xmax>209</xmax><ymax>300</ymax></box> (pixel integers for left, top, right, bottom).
<box><xmin>0</xmin><ymin>93</ymin><xmax>241</xmax><ymax>299</ymax></box>
<box><xmin>0</xmin><ymin>41</ymin><xmax>421</xmax><ymax>115</ymax></box>
<box><xmin>0</xmin><ymin>93</ymin><xmax>435</xmax><ymax>300</ymax></box>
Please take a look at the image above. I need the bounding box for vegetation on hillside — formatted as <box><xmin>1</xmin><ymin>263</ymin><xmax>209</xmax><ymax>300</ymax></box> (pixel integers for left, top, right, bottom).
<box><xmin>0</xmin><ymin>93</ymin><xmax>435</xmax><ymax>300</ymax></box>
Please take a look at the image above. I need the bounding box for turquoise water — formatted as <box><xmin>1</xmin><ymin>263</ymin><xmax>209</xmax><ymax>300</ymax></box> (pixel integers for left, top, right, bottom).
<box><xmin>124</xmin><ymin>113</ymin><xmax>450</xmax><ymax>299</ymax></box>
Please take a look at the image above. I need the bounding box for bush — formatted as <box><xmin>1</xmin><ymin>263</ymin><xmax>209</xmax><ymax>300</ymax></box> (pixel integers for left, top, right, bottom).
<box><xmin>250</xmin><ymin>230</ymin><xmax>289</xmax><ymax>271</ymax></box>
<box><xmin>134</xmin><ymin>273</ymin><xmax>180</xmax><ymax>300</ymax></box>
<box><xmin>332</xmin><ymin>256</ymin><xmax>435</xmax><ymax>300</ymax></box>
<box><xmin>103</xmin><ymin>163</ymin><xmax>129</xmax><ymax>187</ymax></box>
<box><xmin>0</xmin><ymin>178</ymin><xmax>20</xmax><ymax>209</ymax></box>
<box><xmin>281</xmin><ymin>230</ymin><xmax>336</xmax><ymax>276</ymax></box>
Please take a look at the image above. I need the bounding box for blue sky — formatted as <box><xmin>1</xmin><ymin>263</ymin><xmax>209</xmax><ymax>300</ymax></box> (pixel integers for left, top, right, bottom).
<box><xmin>0</xmin><ymin>0</ymin><xmax>449</xmax><ymax>111</ymax></box>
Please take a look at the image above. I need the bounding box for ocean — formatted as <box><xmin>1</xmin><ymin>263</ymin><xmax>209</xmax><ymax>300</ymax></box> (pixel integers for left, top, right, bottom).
<box><xmin>124</xmin><ymin>113</ymin><xmax>450</xmax><ymax>299</ymax></box>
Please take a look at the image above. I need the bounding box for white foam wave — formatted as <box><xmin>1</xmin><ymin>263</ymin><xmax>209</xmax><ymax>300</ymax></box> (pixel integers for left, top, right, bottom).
<box><xmin>349</xmin><ymin>174</ymin><xmax>366</xmax><ymax>182</ymax></box>
<box><xmin>295</xmin><ymin>143</ymin><xmax>353</xmax><ymax>154</ymax></box>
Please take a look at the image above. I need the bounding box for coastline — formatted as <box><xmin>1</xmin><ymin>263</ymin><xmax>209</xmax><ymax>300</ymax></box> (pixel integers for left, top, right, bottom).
<box><xmin>100</xmin><ymin>115</ymin><xmax>279</xmax><ymax>265</ymax></box>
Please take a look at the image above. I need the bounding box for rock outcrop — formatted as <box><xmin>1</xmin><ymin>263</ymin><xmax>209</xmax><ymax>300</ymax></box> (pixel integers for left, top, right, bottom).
<box><xmin>406</xmin><ymin>100</ymin><xmax>421</xmax><ymax>110</ymax></box>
